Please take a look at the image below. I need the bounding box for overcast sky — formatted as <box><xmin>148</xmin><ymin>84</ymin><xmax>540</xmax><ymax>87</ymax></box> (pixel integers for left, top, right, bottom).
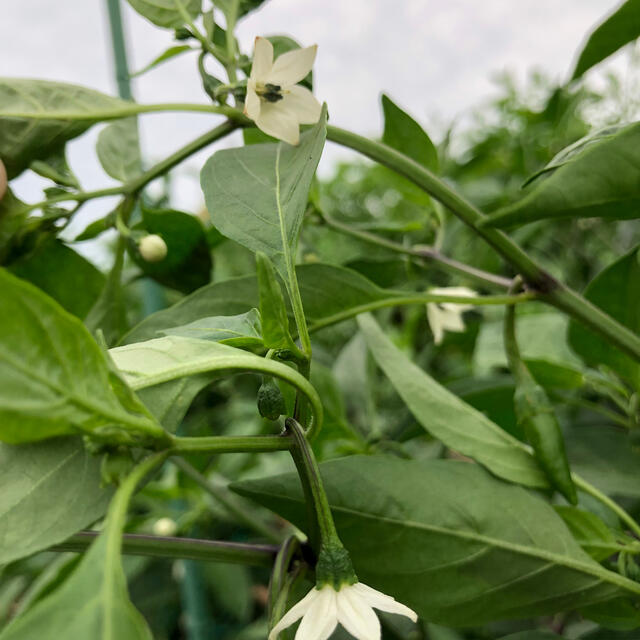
<box><xmin>0</xmin><ymin>0</ymin><xmax>629</xmax><ymax>261</ymax></box>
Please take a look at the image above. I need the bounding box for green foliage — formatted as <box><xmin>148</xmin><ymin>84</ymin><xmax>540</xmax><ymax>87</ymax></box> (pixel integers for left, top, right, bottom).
<box><xmin>125</xmin><ymin>0</ymin><xmax>201</xmax><ymax>29</ymax></box>
<box><xmin>97</xmin><ymin>118</ymin><xmax>142</xmax><ymax>182</ymax></box>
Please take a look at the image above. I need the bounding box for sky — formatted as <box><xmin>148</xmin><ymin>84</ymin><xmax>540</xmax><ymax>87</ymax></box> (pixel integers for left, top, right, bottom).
<box><xmin>0</xmin><ymin>0</ymin><xmax>629</xmax><ymax>264</ymax></box>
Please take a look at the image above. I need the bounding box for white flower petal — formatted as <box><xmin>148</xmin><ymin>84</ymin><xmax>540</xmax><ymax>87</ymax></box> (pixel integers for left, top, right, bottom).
<box><xmin>352</xmin><ymin>583</ymin><xmax>418</xmax><ymax>623</ymax></box>
<box><xmin>426</xmin><ymin>303</ymin><xmax>444</xmax><ymax>345</ymax></box>
<box><xmin>268</xmin><ymin>44</ymin><xmax>317</xmax><ymax>86</ymax></box>
<box><xmin>268</xmin><ymin>586</ymin><xmax>319</xmax><ymax>640</ymax></box>
<box><xmin>244</xmin><ymin>85</ymin><xmax>261</xmax><ymax>120</ymax></box>
<box><xmin>437</xmin><ymin>306</ymin><xmax>467</xmax><ymax>332</ymax></box>
<box><xmin>256</xmin><ymin>102</ymin><xmax>300</xmax><ymax>145</ymax></box>
<box><xmin>250</xmin><ymin>36</ymin><xmax>273</xmax><ymax>83</ymax></box>
<box><xmin>280</xmin><ymin>85</ymin><xmax>322</xmax><ymax>124</ymax></box>
<box><xmin>295</xmin><ymin>586</ymin><xmax>337</xmax><ymax>640</ymax></box>
<box><xmin>430</xmin><ymin>286</ymin><xmax>476</xmax><ymax>298</ymax></box>
<box><xmin>337</xmin><ymin>585</ymin><xmax>381</xmax><ymax>640</ymax></box>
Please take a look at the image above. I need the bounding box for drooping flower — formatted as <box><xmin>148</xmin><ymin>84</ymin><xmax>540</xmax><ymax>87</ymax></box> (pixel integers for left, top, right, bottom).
<box><xmin>269</xmin><ymin>581</ymin><xmax>417</xmax><ymax>640</ymax></box>
<box><xmin>426</xmin><ymin>286</ymin><xmax>476</xmax><ymax>345</ymax></box>
<box><xmin>244</xmin><ymin>36</ymin><xmax>322</xmax><ymax>145</ymax></box>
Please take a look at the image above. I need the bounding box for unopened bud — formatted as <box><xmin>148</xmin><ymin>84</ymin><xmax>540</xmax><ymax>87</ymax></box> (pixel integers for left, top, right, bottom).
<box><xmin>0</xmin><ymin>158</ymin><xmax>7</xmax><ymax>201</ymax></box>
<box><xmin>153</xmin><ymin>517</ymin><xmax>178</xmax><ymax>537</ymax></box>
<box><xmin>139</xmin><ymin>234</ymin><xmax>168</xmax><ymax>262</ymax></box>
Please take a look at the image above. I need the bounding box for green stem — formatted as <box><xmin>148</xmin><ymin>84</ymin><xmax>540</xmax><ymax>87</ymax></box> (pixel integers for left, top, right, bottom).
<box><xmin>51</xmin><ymin>531</ymin><xmax>277</xmax><ymax>567</ymax></box>
<box><xmin>171</xmin><ymin>434</ymin><xmax>293</xmax><ymax>454</ymax></box>
<box><xmin>224</xmin><ymin>0</ymin><xmax>240</xmax><ymax>84</ymax></box>
<box><xmin>172</xmin><ymin>457</ymin><xmax>282</xmax><ymax>543</ymax></box>
<box><xmin>573</xmin><ymin>473</ymin><xmax>640</xmax><ymax>539</ymax></box>
<box><xmin>325</xmin><ymin>125</ymin><xmax>640</xmax><ymax>361</ymax></box>
<box><xmin>318</xmin><ymin>209</ymin><xmax>512</xmax><ymax>289</ymax></box>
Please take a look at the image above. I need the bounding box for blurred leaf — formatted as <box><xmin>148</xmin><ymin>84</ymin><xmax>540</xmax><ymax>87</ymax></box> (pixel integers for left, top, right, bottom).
<box><xmin>382</xmin><ymin>94</ymin><xmax>438</xmax><ymax>172</ymax></box>
<box><xmin>554</xmin><ymin>505</ymin><xmax>619</xmax><ymax>561</ymax></box>
<box><xmin>9</xmin><ymin>239</ymin><xmax>104</xmax><ymax>318</ymax></box>
<box><xmin>215</xmin><ymin>0</ymin><xmax>269</xmax><ymax>20</ymax></box>
<box><xmin>125</xmin><ymin>0</ymin><xmax>201</xmax><ymax>28</ymax></box>
<box><xmin>232</xmin><ymin>456</ymin><xmax>629</xmax><ymax>626</ymax></box>
<box><xmin>97</xmin><ymin>118</ymin><xmax>142</xmax><ymax>182</ymax></box>
<box><xmin>568</xmin><ymin>246</ymin><xmax>640</xmax><ymax>387</ymax></box>
<box><xmin>358</xmin><ymin>314</ymin><xmax>547</xmax><ymax>488</ymax></box>
<box><xmin>131</xmin><ymin>207</ymin><xmax>212</xmax><ymax>294</ymax></box>
<box><xmin>29</xmin><ymin>148</ymin><xmax>79</xmax><ymax>188</ymax></box>
<box><xmin>131</xmin><ymin>45</ymin><xmax>193</xmax><ymax>77</ymax></box>
<box><xmin>0</xmin><ymin>437</ymin><xmax>111</xmax><ymax>565</ymax></box>
<box><xmin>482</xmin><ymin>122</ymin><xmax>640</xmax><ymax>227</ymax></box>
<box><xmin>0</xmin><ymin>79</ymin><xmax>128</xmax><ymax>179</ymax></box>
<box><xmin>572</xmin><ymin>0</ymin><xmax>640</xmax><ymax>79</ymax></box>
<box><xmin>580</xmin><ymin>597</ymin><xmax>640</xmax><ymax>630</ymax></box>
<box><xmin>201</xmin><ymin>106</ymin><xmax>327</xmax><ymax>286</ymax></box>
<box><xmin>0</xmin><ymin>269</ymin><xmax>163</xmax><ymax>445</ymax></box>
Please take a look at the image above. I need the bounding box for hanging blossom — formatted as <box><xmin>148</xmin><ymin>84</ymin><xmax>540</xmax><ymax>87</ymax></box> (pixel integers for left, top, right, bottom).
<box><xmin>244</xmin><ymin>36</ymin><xmax>322</xmax><ymax>145</ymax></box>
<box><xmin>426</xmin><ymin>286</ymin><xmax>476</xmax><ymax>345</ymax></box>
<box><xmin>269</xmin><ymin>581</ymin><xmax>417</xmax><ymax>640</ymax></box>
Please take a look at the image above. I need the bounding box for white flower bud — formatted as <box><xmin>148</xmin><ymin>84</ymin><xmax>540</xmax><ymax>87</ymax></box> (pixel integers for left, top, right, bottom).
<box><xmin>152</xmin><ymin>517</ymin><xmax>177</xmax><ymax>537</ymax></box>
<box><xmin>0</xmin><ymin>158</ymin><xmax>7</xmax><ymax>202</ymax></box>
<box><xmin>139</xmin><ymin>234</ymin><xmax>168</xmax><ymax>262</ymax></box>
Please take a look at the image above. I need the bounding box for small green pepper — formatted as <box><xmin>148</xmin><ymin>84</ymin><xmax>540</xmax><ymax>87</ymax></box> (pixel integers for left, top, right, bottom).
<box><xmin>257</xmin><ymin>377</ymin><xmax>286</xmax><ymax>421</ymax></box>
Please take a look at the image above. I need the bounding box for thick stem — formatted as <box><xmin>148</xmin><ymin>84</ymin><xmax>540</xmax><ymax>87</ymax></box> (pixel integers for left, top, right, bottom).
<box><xmin>171</xmin><ymin>434</ymin><xmax>293</xmax><ymax>454</ymax></box>
<box><xmin>51</xmin><ymin>531</ymin><xmax>277</xmax><ymax>567</ymax></box>
<box><xmin>325</xmin><ymin>125</ymin><xmax>640</xmax><ymax>361</ymax></box>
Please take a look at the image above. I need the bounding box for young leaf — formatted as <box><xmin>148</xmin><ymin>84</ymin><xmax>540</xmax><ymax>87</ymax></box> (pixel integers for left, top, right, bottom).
<box><xmin>256</xmin><ymin>252</ymin><xmax>297</xmax><ymax>352</ymax></box>
<box><xmin>125</xmin><ymin>0</ymin><xmax>201</xmax><ymax>29</ymax></box>
<box><xmin>200</xmin><ymin>105</ymin><xmax>327</xmax><ymax>289</ymax></box>
<box><xmin>554</xmin><ymin>506</ymin><xmax>619</xmax><ymax>561</ymax></box>
<box><xmin>29</xmin><ymin>148</ymin><xmax>79</xmax><ymax>188</ymax></box>
<box><xmin>357</xmin><ymin>313</ymin><xmax>548</xmax><ymax>488</ymax></box>
<box><xmin>381</xmin><ymin>94</ymin><xmax>438</xmax><ymax>172</ymax></box>
<box><xmin>96</xmin><ymin>118</ymin><xmax>142</xmax><ymax>182</ymax></box>
<box><xmin>159</xmin><ymin>309</ymin><xmax>263</xmax><ymax>348</ymax></box>
<box><xmin>232</xmin><ymin>456</ymin><xmax>634</xmax><ymax>626</ymax></box>
<box><xmin>572</xmin><ymin>0</ymin><xmax>640</xmax><ymax>80</ymax></box>
<box><xmin>130</xmin><ymin>45</ymin><xmax>193</xmax><ymax>77</ymax></box>
<box><xmin>568</xmin><ymin>246</ymin><xmax>640</xmax><ymax>388</ymax></box>
<box><xmin>0</xmin><ymin>269</ymin><xmax>165</xmax><ymax>445</ymax></box>
<box><xmin>481</xmin><ymin>122</ymin><xmax>640</xmax><ymax>228</ymax></box>
<box><xmin>0</xmin><ymin>437</ymin><xmax>111</xmax><ymax>565</ymax></box>
<box><xmin>0</xmin><ymin>79</ymin><xmax>128</xmax><ymax>178</ymax></box>
<box><xmin>0</xmin><ymin>453</ymin><xmax>165</xmax><ymax>640</ymax></box>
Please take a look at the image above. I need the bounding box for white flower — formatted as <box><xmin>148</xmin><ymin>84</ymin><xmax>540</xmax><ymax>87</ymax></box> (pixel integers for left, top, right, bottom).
<box><xmin>269</xmin><ymin>582</ymin><xmax>417</xmax><ymax>640</ymax></box>
<box><xmin>426</xmin><ymin>286</ymin><xmax>476</xmax><ymax>345</ymax></box>
<box><xmin>138</xmin><ymin>234</ymin><xmax>168</xmax><ymax>262</ymax></box>
<box><xmin>244</xmin><ymin>36</ymin><xmax>322</xmax><ymax>145</ymax></box>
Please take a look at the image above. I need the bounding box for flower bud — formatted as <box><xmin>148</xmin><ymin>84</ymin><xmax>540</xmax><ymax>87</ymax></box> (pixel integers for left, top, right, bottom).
<box><xmin>138</xmin><ymin>234</ymin><xmax>168</xmax><ymax>262</ymax></box>
<box><xmin>0</xmin><ymin>158</ymin><xmax>7</xmax><ymax>202</ymax></box>
<box><xmin>153</xmin><ymin>517</ymin><xmax>178</xmax><ymax>537</ymax></box>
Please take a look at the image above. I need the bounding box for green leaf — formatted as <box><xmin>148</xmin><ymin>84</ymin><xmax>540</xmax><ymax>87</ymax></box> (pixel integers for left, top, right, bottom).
<box><xmin>131</xmin><ymin>207</ymin><xmax>212</xmax><ymax>294</ymax></box>
<box><xmin>554</xmin><ymin>506</ymin><xmax>619</xmax><ymax>561</ymax></box>
<box><xmin>232</xmin><ymin>456</ymin><xmax>635</xmax><ymax>626</ymax></box>
<box><xmin>381</xmin><ymin>94</ymin><xmax>438</xmax><ymax>172</ymax></box>
<box><xmin>215</xmin><ymin>0</ymin><xmax>268</xmax><ymax>20</ymax></box>
<box><xmin>200</xmin><ymin>105</ymin><xmax>327</xmax><ymax>288</ymax></box>
<box><xmin>568</xmin><ymin>246</ymin><xmax>640</xmax><ymax>387</ymax></box>
<box><xmin>0</xmin><ymin>189</ymin><xmax>28</xmax><ymax>263</ymax></box>
<box><xmin>29</xmin><ymin>148</ymin><xmax>79</xmax><ymax>188</ymax></box>
<box><xmin>572</xmin><ymin>0</ymin><xmax>640</xmax><ymax>79</ymax></box>
<box><xmin>0</xmin><ymin>269</ymin><xmax>164</xmax><ymax>445</ymax></box>
<box><xmin>481</xmin><ymin>122</ymin><xmax>640</xmax><ymax>227</ymax></box>
<box><xmin>580</xmin><ymin>597</ymin><xmax>640</xmax><ymax>631</ymax></box>
<box><xmin>125</xmin><ymin>0</ymin><xmax>201</xmax><ymax>28</ymax></box>
<box><xmin>497</xmin><ymin>633</ymin><xmax>561</xmax><ymax>640</ymax></box>
<box><xmin>0</xmin><ymin>454</ymin><xmax>163</xmax><ymax>640</ymax></box>
<box><xmin>256</xmin><ymin>252</ymin><xmax>297</xmax><ymax>351</ymax></box>
<box><xmin>131</xmin><ymin>45</ymin><xmax>194</xmax><ymax>77</ymax></box>
<box><xmin>358</xmin><ymin>314</ymin><xmax>547</xmax><ymax>488</ymax></box>
<box><xmin>96</xmin><ymin>118</ymin><xmax>142</xmax><ymax>182</ymax></box>
<box><xmin>9</xmin><ymin>239</ymin><xmax>104</xmax><ymax>318</ymax></box>
<box><xmin>0</xmin><ymin>79</ymin><xmax>128</xmax><ymax>179</ymax></box>
<box><xmin>0</xmin><ymin>437</ymin><xmax>111</xmax><ymax>565</ymax></box>
<box><xmin>159</xmin><ymin>309</ymin><xmax>263</xmax><ymax>348</ymax></box>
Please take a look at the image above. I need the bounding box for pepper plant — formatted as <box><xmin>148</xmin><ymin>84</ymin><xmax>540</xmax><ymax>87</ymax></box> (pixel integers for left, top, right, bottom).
<box><xmin>1</xmin><ymin>1</ymin><xmax>640</xmax><ymax>639</ymax></box>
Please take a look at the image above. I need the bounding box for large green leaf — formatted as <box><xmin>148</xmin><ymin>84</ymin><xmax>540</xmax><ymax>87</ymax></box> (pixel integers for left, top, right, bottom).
<box><xmin>121</xmin><ymin>263</ymin><xmax>407</xmax><ymax>344</ymax></box>
<box><xmin>381</xmin><ymin>94</ymin><xmax>438</xmax><ymax>172</ymax></box>
<box><xmin>0</xmin><ymin>437</ymin><xmax>111</xmax><ymax>565</ymax></box>
<box><xmin>0</xmin><ymin>79</ymin><xmax>127</xmax><ymax>178</ymax></box>
<box><xmin>232</xmin><ymin>456</ymin><xmax>635</xmax><ymax>626</ymax></box>
<box><xmin>96</xmin><ymin>118</ymin><xmax>142</xmax><ymax>182</ymax></box>
<box><xmin>358</xmin><ymin>314</ymin><xmax>547</xmax><ymax>488</ymax></box>
<box><xmin>568</xmin><ymin>246</ymin><xmax>640</xmax><ymax>387</ymax></box>
<box><xmin>0</xmin><ymin>454</ymin><xmax>163</xmax><ymax>640</ymax></box>
<box><xmin>572</xmin><ymin>0</ymin><xmax>640</xmax><ymax>79</ymax></box>
<box><xmin>125</xmin><ymin>0</ymin><xmax>201</xmax><ymax>28</ymax></box>
<box><xmin>481</xmin><ymin>122</ymin><xmax>640</xmax><ymax>227</ymax></box>
<box><xmin>200</xmin><ymin>106</ymin><xmax>327</xmax><ymax>287</ymax></box>
<box><xmin>0</xmin><ymin>269</ymin><xmax>164</xmax><ymax>445</ymax></box>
